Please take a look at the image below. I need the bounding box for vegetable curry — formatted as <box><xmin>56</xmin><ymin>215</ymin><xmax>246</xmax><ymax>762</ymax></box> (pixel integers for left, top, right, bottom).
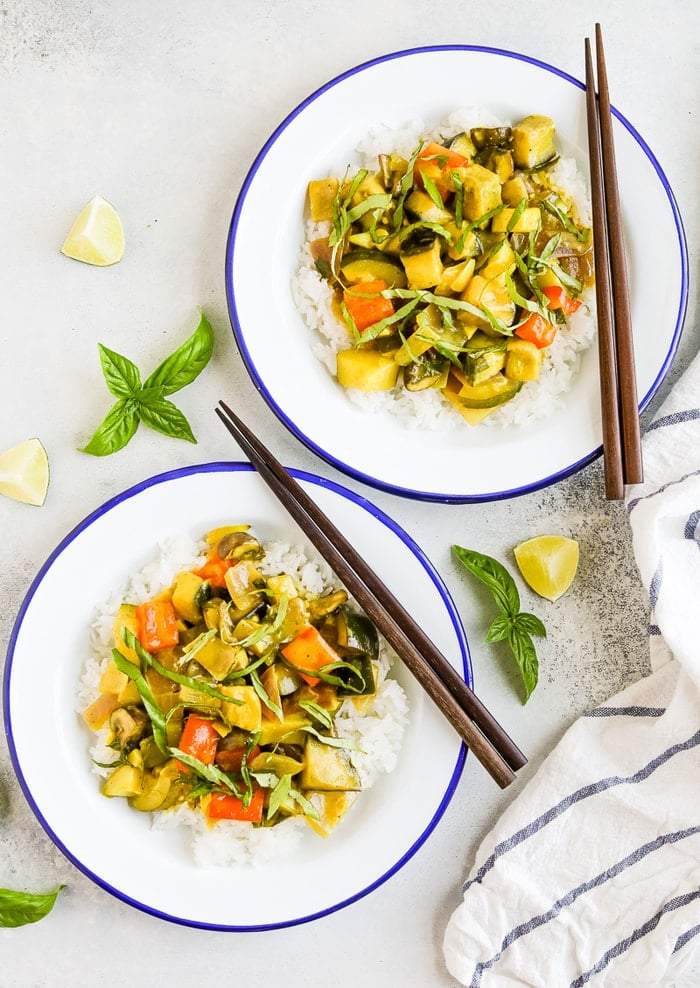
<box><xmin>306</xmin><ymin>114</ymin><xmax>594</xmax><ymax>423</ymax></box>
<box><xmin>83</xmin><ymin>526</ymin><xmax>384</xmax><ymax>837</ymax></box>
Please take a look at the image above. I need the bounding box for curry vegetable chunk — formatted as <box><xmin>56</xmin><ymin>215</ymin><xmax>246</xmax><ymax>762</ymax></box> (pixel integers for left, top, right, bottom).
<box><xmin>83</xmin><ymin>526</ymin><xmax>392</xmax><ymax>837</ymax></box>
<box><xmin>306</xmin><ymin>113</ymin><xmax>593</xmax><ymax>421</ymax></box>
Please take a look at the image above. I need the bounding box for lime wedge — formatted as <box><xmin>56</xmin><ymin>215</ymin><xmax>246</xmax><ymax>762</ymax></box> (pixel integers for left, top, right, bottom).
<box><xmin>61</xmin><ymin>196</ymin><xmax>125</xmax><ymax>266</ymax></box>
<box><xmin>513</xmin><ymin>535</ymin><xmax>579</xmax><ymax>602</ymax></box>
<box><xmin>0</xmin><ymin>438</ymin><xmax>50</xmax><ymax>506</ymax></box>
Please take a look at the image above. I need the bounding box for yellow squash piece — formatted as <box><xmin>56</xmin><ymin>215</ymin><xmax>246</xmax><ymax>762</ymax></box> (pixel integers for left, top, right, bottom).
<box><xmin>336</xmin><ymin>349</ymin><xmax>399</xmax><ymax>391</ymax></box>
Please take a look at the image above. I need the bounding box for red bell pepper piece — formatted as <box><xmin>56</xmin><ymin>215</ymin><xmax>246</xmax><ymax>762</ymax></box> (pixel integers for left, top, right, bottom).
<box><xmin>543</xmin><ymin>285</ymin><xmax>582</xmax><ymax>316</ymax></box>
<box><xmin>414</xmin><ymin>141</ymin><xmax>469</xmax><ymax>198</ymax></box>
<box><xmin>176</xmin><ymin>714</ymin><xmax>219</xmax><ymax>770</ymax></box>
<box><xmin>514</xmin><ymin>311</ymin><xmax>558</xmax><ymax>349</ymax></box>
<box><xmin>135</xmin><ymin>599</ymin><xmax>179</xmax><ymax>652</ymax></box>
<box><xmin>206</xmin><ymin>786</ymin><xmax>265</xmax><ymax>823</ymax></box>
<box><xmin>215</xmin><ymin>745</ymin><xmax>260</xmax><ymax>775</ymax></box>
<box><xmin>281</xmin><ymin>625</ymin><xmax>342</xmax><ymax>687</ymax></box>
<box><xmin>195</xmin><ymin>547</ymin><xmax>232</xmax><ymax>588</ymax></box>
<box><xmin>343</xmin><ymin>279</ymin><xmax>394</xmax><ymax>332</ymax></box>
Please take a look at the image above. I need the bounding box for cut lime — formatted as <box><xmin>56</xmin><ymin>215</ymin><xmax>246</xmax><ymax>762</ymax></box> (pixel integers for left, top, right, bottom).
<box><xmin>61</xmin><ymin>195</ymin><xmax>124</xmax><ymax>266</ymax></box>
<box><xmin>514</xmin><ymin>535</ymin><xmax>579</xmax><ymax>602</ymax></box>
<box><xmin>0</xmin><ymin>438</ymin><xmax>50</xmax><ymax>506</ymax></box>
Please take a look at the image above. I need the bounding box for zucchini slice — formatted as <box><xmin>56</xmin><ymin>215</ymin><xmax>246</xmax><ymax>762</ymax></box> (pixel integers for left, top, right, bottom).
<box><xmin>340</xmin><ymin>248</ymin><xmax>407</xmax><ymax>289</ymax></box>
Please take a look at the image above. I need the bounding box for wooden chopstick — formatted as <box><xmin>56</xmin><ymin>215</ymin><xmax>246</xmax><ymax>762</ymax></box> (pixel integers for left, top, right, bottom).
<box><xmin>215</xmin><ymin>400</ymin><xmax>526</xmax><ymax>788</ymax></box>
<box><xmin>585</xmin><ymin>24</ymin><xmax>643</xmax><ymax>497</ymax></box>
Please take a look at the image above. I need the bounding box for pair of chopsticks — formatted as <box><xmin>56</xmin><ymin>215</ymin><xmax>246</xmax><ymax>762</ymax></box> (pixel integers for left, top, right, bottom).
<box><xmin>215</xmin><ymin>401</ymin><xmax>526</xmax><ymax>788</ymax></box>
<box><xmin>585</xmin><ymin>24</ymin><xmax>643</xmax><ymax>499</ymax></box>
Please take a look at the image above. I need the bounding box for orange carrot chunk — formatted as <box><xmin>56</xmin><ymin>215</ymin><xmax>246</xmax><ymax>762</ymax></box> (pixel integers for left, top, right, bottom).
<box><xmin>281</xmin><ymin>625</ymin><xmax>342</xmax><ymax>687</ymax></box>
<box><xmin>342</xmin><ymin>279</ymin><xmax>394</xmax><ymax>332</ymax></box>
<box><xmin>135</xmin><ymin>599</ymin><xmax>179</xmax><ymax>652</ymax></box>
<box><xmin>195</xmin><ymin>547</ymin><xmax>233</xmax><ymax>588</ymax></box>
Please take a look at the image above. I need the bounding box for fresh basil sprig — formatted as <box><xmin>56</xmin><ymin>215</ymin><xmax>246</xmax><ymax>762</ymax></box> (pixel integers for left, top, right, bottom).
<box><xmin>81</xmin><ymin>310</ymin><xmax>214</xmax><ymax>455</ymax></box>
<box><xmin>452</xmin><ymin>546</ymin><xmax>546</xmax><ymax>702</ymax></box>
<box><xmin>0</xmin><ymin>885</ymin><xmax>65</xmax><ymax>928</ymax></box>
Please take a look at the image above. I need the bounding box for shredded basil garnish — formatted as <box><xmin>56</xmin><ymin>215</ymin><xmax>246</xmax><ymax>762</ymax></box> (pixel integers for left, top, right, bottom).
<box><xmin>298</xmin><ymin>700</ymin><xmax>334</xmax><ymax>731</ymax></box>
<box><xmin>112</xmin><ymin>648</ymin><xmax>170</xmax><ymax>753</ymax></box>
<box><xmin>541</xmin><ymin>196</ymin><xmax>590</xmax><ymax>242</ymax></box>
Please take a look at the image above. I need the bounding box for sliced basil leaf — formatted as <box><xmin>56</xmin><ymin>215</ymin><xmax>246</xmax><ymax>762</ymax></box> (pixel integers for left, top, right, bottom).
<box><xmin>267</xmin><ymin>772</ymin><xmax>292</xmax><ymax>819</ymax></box>
<box><xmin>514</xmin><ymin>612</ymin><xmax>547</xmax><ymax>638</ymax></box>
<box><xmin>122</xmin><ymin>627</ymin><xmax>241</xmax><ymax>705</ymax></box>
<box><xmin>422</xmin><ymin>172</ymin><xmax>445</xmax><ymax>210</ymax></box>
<box><xmin>0</xmin><ymin>886</ymin><xmax>65</xmax><ymax>928</ymax></box>
<box><xmin>453</xmin><ymin>546</ymin><xmax>521</xmax><ymax>615</ymax></box>
<box><xmin>143</xmin><ymin>311</ymin><xmax>214</xmax><ymax>396</ymax></box>
<box><xmin>137</xmin><ymin>395</ymin><xmax>197</xmax><ymax>443</ymax></box>
<box><xmin>80</xmin><ymin>397</ymin><xmax>140</xmax><ymax>456</ymax></box>
<box><xmin>301</xmin><ymin>725</ymin><xmax>364</xmax><ymax>752</ymax></box>
<box><xmin>453</xmin><ymin>545</ymin><xmax>545</xmax><ymax>704</ymax></box>
<box><xmin>485</xmin><ymin>613</ymin><xmax>513</xmax><ymax>643</ymax></box>
<box><xmin>170</xmin><ymin>748</ymin><xmax>244</xmax><ymax>798</ymax></box>
<box><xmin>508</xmin><ymin>624</ymin><xmax>539</xmax><ymax>700</ymax></box>
<box><xmin>541</xmin><ymin>197</ymin><xmax>589</xmax><ymax>243</ymax></box>
<box><xmin>299</xmin><ymin>700</ymin><xmax>333</xmax><ymax>731</ymax></box>
<box><xmin>249</xmin><ymin>667</ymin><xmax>283</xmax><ymax>721</ymax></box>
<box><xmin>111</xmin><ymin>648</ymin><xmax>169</xmax><ymax>752</ymax></box>
<box><xmin>98</xmin><ymin>344</ymin><xmax>142</xmax><ymax>398</ymax></box>
<box><xmin>506</xmin><ymin>198</ymin><xmax>527</xmax><ymax>232</ymax></box>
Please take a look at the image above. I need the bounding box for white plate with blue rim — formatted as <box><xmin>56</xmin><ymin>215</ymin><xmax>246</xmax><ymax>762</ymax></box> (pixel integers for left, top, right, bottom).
<box><xmin>225</xmin><ymin>45</ymin><xmax>688</xmax><ymax>503</ymax></box>
<box><xmin>4</xmin><ymin>462</ymin><xmax>469</xmax><ymax>930</ymax></box>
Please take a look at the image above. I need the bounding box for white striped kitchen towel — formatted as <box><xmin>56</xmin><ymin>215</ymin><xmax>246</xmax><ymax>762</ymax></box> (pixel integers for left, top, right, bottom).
<box><xmin>443</xmin><ymin>349</ymin><xmax>700</xmax><ymax>987</ymax></box>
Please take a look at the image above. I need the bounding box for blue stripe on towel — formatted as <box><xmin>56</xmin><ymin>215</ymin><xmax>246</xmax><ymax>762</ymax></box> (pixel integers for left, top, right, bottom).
<box><xmin>650</xmin><ymin>559</ymin><xmax>663</xmax><ymax>609</ymax></box>
<box><xmin>462</xmin><ymin>730</ymin><xmax>700</xmax><ymax>893</ymax></box>
<box><xmin>646</xmin><ymin>407</ymin><xmax>700</xmax><ymax>432</ymax></box>
<box><xmin>628</xmin><ymin>468</ymin><xmax>700</xmax><ymax>513</ymax></box>
<box><xmin>674</xmin><ymin>923</ymin><xmax>700</xmax><ymax>955</ymax></box>
<box><xmin>570</xmin><ymin>886</ymin><xmax>700</xmax><ymax>986</ymax></box>
<box><xmin>466</xmin><ymin>828</ymin><xmax>700</xmax><ymax>987</ymax></box>
<box><xmin>684</xmin><ymin>510</ymin><xmax>700</xmax><ymax>545</ymax></box>
<box><xmin>585</xmin><ymin>706</ymin><xmax>665</xmax><ymax>718</ymax></box>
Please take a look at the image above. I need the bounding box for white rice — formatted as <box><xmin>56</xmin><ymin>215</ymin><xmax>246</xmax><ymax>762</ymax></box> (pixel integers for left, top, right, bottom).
<box><xmin>78</xmin><ymin>532</ymin><xmax>409</xmax><ymax>867</ymax></box>
<box><xmin>291</xmin><ymin>108</ymin><xmax>596</xmax><ymax>430</ymax></box>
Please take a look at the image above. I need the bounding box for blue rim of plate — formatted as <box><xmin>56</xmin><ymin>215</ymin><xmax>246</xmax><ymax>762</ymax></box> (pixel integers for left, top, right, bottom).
<box><xmin>225</xmin><ymin>44</ymin><xmax>689</xmax><ymax>504</ymax></box>
<box><xmin>3</xmin><ymin>461</ymin><xmax>470</xmax><ymax>930</ymax></box>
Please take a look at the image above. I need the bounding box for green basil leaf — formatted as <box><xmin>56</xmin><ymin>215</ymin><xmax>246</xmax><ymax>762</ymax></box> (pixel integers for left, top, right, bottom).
<box><xmin>514</xmin><ymin>612</ymin><xmax>547</xmax><ymax>638</ymax></box>
<box><xmin>288</xmin><ymin>785</ymin><xmax>319</xmax><ymax>819</ymax></box>
<box><xmin>0</xmin><ymin>886</ymin><xmax>65</xmax><ymax>928</ymax></box>
<box><xmin>80</xmin><ymin>397</ymin><xmax>140</xmax><ymax>456</ymax></box>
<box><xmin>508</xmin><ymin>624</ymin><xmax>539</xmax><ymax>701</ymax></box>
<box><xmin>267</xmin><ymin>772</ymin><xmax>292</xmax><ymax>819</ymax></box>
<box><xmin>112</xmin><ymin>648</ymin><xmax>169</xmax><ymax>753</ymax></box>
<box><xmin>422</xmin><ymin>172</ymin><xmax>445</xmax><ymax>210</ymax></box>
<box><xmin>137</xmin><ymin>396</ymin><xmax>196</xmax><ymax>443</ymax></box>
<box><xmin>299</xmin><ymin>699</ymin><xmax>334</xmax><ymax>731</ymax></box>
<box><xmin>452</xmin><ymin>545</ymin><xmax>520</xmax><ymax>616</ymax></box>
<box><xmin>485</xmin><ymin>613</ymin><xmax>512</xmax><ymax>643</ymax></box>
<box><xmin>301</xmin><ymin>725</ymin><xmax>364</xmax><ymax>752</ymax></box>
<box><xmin>98</xmin><ymin>344</ymin><xmax>142</xmax><ymax>397</ymax></box>
<box><xmin>170</xmin><ymin>748</ymin><xmax>244</xmax><ymax>797</ymax></box>
<box><xmin>122</xmin><ymin>628</ymin><xmax>241</xmax><ymax>706</ymax></box>
<box><xmin>142</xmin><ymin>310</ymin><xmax>214</xmax><ymax>396</ymax></box>
<box><xmin>249</xmin><ymin>667</ymin><xmax>283</xmax><ymax>721</ymax></box>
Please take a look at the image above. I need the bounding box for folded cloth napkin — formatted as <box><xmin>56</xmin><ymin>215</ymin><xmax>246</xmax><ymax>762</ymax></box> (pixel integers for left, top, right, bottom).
<box><xmin>444</xmin><ymin>350</ymin><xmax>700</xmax><ymax>988</ymax></box>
